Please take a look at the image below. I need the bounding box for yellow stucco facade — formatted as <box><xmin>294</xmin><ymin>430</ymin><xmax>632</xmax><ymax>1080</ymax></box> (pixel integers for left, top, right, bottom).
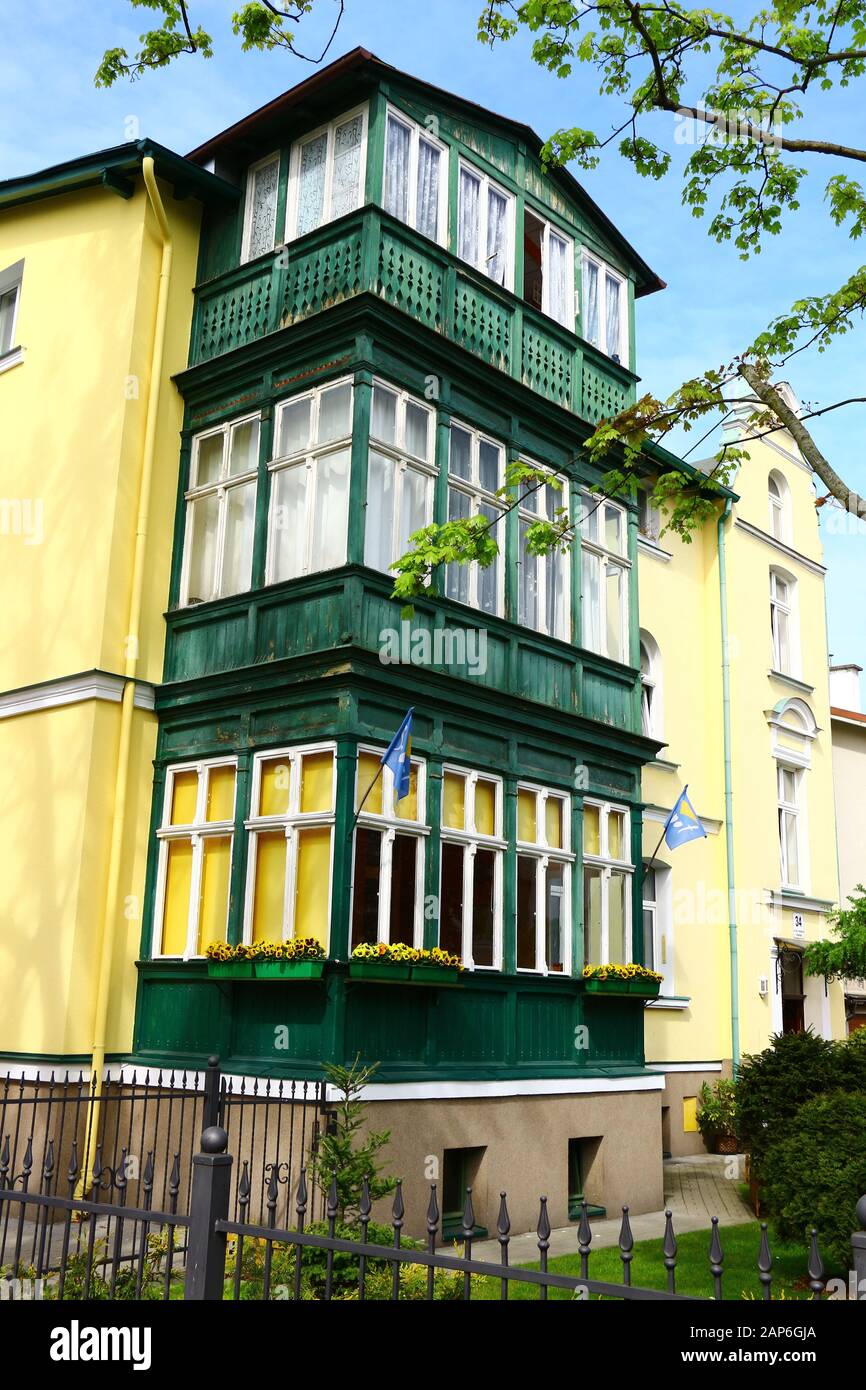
<box><xmin>0</xmin><ymin>162</ymin><xmax>203</xmax><ymax>1060</ymax></box>
<box><xmin>639</xmin><ymin>403</ymin><xmax>846</xmax><ymax>1152</ymax></box>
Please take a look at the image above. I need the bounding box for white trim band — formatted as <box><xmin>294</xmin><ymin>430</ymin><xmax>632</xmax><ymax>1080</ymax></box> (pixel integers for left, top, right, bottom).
<box><xmin>0</xmin><ymin>671</ymin><xmax>157</xmax><ymax>720</ymax></box>
<box><xmin>341</xmin><ymin>1075</ymin><xmax>665</xmax><ymax>1102</ymax></box>
<box><xmin>646</xmin><ymin>1061</ymin><xmax>723</xmax><ymax>1074</ymax></box>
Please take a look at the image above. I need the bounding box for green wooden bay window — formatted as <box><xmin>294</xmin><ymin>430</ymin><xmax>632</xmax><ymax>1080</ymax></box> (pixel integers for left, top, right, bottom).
<box><xmin>364</xmin><ymin>380</ymin><xmax>436</xmax><ymax>574</ymax></box>
<box><xmin>579</xmin><ymin>491</ymin><xmax>630</xmax><ymax>664</ymax></box>
<box><xmin>267</xmin><ymin>378</ymin><xmax>353</xmax><ymax>582</ymax></box>
<box><xmin>181</xmin><ymin>415</ymin><xmax>261</xmax><ymax>606</ymax></box>
<box><xmin>445</xmin><ymin>422</ymin><xmax>505</xmax><ymax>617</ymax></box>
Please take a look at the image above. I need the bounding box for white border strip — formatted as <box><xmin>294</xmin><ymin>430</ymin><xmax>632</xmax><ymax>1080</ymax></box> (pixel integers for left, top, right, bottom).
<box><xmin>342</xmin><ymin>1075</ymin><xmax>665</xmax><ymax>1102</ymax></box>
<box><xmin>0</xmin><ymin>672</ymin><xmax>156</xmax><ymax>720</ymax></box>
<box><xmin>646</xmin><ymin>1061</ymin><xmax>723</xmax><ymax>1074</ymax></box>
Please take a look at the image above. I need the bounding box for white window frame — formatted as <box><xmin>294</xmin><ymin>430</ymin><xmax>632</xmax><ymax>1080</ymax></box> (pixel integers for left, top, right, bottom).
<box><xmin>777</xmin><ymin>762</ymin><xmax>805</xmax><ymax>891</ymax></box>
<box><xmin>457</xmin><ymin>158</ymin><xmax>515</xmax><ymax>290</ymax></box>
<box><xmin>581</xmin><ymin>249</ymin><xmax>628</xmax><ymax>364</ymax></box>
<box><xmin>439</xmin><ymin>765</ymin><xmax>505</xmax><ymax>971</ymax></box>
<box><xmin>637</xmin><ymin>487</ymin><xmax>661</xmax><ymax>543</ymax></box>
<box><xmin>266</xmin><ymin>376</ymin><xmax>354</xmax><ymax>582</ymax></box>
<box><xmin>180</xmin><ymin>413</ymin><xmax>261</xmax><ymax>606</ymax></box>
<box><xmin>642</xmin><ymin>862</ymin><xmax>674</xmax><ymax>993</ymax></box>
<box><xmin>351</xmin><ymin>745</ymin><xmax>429</xmax><ymax>949</ymax></box>
<box><xmin>444</xmin><ymin>420</ymin><xmax>506</xmax><ymax>617</ymax></box>
<box><xmin>770</xmin><ymin>567</ymin><xmax>799</xmax><ymax>677</ymax></box>
<box><xmin>517</xmin><ymin>459</ymin><xmax>572</xmax><ymax>641</ymax></box>
<box><xmin>242</xmin><ymin>742</ymin><xmax>336</xmax><ymax>947</ymax></box>
<box><xmin>285</xmin><ymin>104</ymin><xmax>369</xmax><ymax>242</ymax></box>
<box><xmin>639</xmin><ymin>630</ymin><xmax>663</xmax><ymax>739</ymax></box>
<box><xmin>240</xmin><ymin>151</ymin><xmax>281</xmax><ymax>264</ymax></box>
<box><xmin>579</xmin><ymin>491</ymin><xmax>630</xmax><ymax>663</ymax></box>
<box><xmin>768</xmin><ymin>471</ymin><xmax>790</xmax><ymax>543</ymax></box>
<box><xmin>515</xmin><ymin>782</ymin><xmax>573</xmax><ymax>976</ymax></box>
<box><xmin>365</xmin><ymin>378</ymin><xmax>437</xmax><ymax>574</ymax></box>
<box><xmin>583</xmin><ymin>798</ymin><xmax>634</xmax><ymax>964</ymax></box>
<box><xmin>383</xmin><ymin>104</ymin><xmax>449</xmax><ymax>246</ymax></box>
<box><xmin>153</xmin><ymin>758</ymin><xmax>238</xmax><ymax>960</ymax></box>
<box><xmin>0</xmin><ymin>260</ymin><xmax>24</xmax><ymax>361</ymax></box>
<box><xmin>523</xmin><ymin>207</ymin><xmax>575</xmax><ymax>329</ymax></box>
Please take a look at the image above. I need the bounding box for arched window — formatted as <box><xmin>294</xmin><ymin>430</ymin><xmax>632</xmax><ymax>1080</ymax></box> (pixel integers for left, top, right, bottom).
<box><xmin>767</xmin><ymin>699</ymin><xmax>818</xmax><ymax>892</ymax></box>
<box><xmin>639</xmin><ymin>631</ymin><xmax>663</xmax><ymax>738</ymax></box>
<box><xmin>768</xmin><ymin>470</ymin><xmax>790</xmax><ymax>543</ymax></box>
<box><xmin>769</xmin><ymin>567</ymin><xmax>799</xmax><ymax>676</ymax></box>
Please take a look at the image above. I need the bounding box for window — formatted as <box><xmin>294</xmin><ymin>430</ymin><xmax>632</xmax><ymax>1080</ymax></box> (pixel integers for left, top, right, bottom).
<box><xmin>383</xmin><ymin>106</ymin><xmax>448</xmax><ymax>245</ymax></box>
<box><xmin>637</xmin><ymin>488</ymin><xmax>661</xmax><ymax>542</ymax></box>
<box><xmin>268</xmin><ymin>378</ymin><xmax>353</xmax><ymax>582</ymax></box>
<box><xmin>153</xmin><ymin>761</ymin><xmax>237</xmax><ymax>958</ymax></box>
<box><xmin>770</xmin><ymin>568</ymin><xmax>797</xmax><ymax>675</ymax></box>
<box><xmin>581</xmin><ymin>251</ymin><xmax>627</xmax><ymax>364</ymax></box>
<box><xmin>583</xmin><ymin>800</ymin><xmax>633</xmax><ymax>965</ymax></box>
<box><xmin>580</xmin><ymin>492</ymin><xmax>629</xmax><ymax>663</ymax></box>
<box><xmin>516</xmin><ymin>784</ymin><xmax>573</xmax><ymax>973</ymax></box>
<box><xmin>364</xmin><ymin>381</ymin><xmax>436</xmax><ymax>573</ymax></box>
<box><xmin>243</xmin><ymin>745</ymin><xmax>335</xmax><ymax>950</ymax></box>
<box><xmin>457</xmin><ymin>161</ymin><xmax>514</xmax><ymax>288</ymax></box>
<box><xmin>287</xmin><ymin>107</ymin><xmax>367</xmax><ymax>241</ymax></box>
<box><xmin>768</xmin><ymin>470</ymin><xmax>790</xmax><ymax>543</ymax></box>
<box><xmin>351</xmin><ymin>747</ymin><xmax>427</xmax><ymax>949</ymax></box>
<box><xmin>181</xmin><ymin>415</ymin><xmax>261</xmax><ymax>605</ymax></box>
<box><xmin>0</xmin><ymin>260</ymin><xmax>23</xmax><ymax>358</ymax></box>
<box><xmin>241</xmin><ymin>152</ymin><xmax>280</xmax><ymax>263</ymax></box>
<box><xmin>518</xmin><ymin>464</ymin><xmax>570</xmax><ymax>640</ymax></box>
<box><xmin>639</xmin><ymin>631</ymin><xmax>662</xmax><ymax>738</ymax></box>
<box><xmin>523</xmin><ymin>209</ymin><xmax>574</xmax><ymax>328</ymax></box>
<box><xmin>642</xmin><ymin>862</ymin><xmax>673</xmax><ymax>992</ymax></box>
<box><xmin>445</xmin><ymin>422</ymin><xmax>505</xmax><ymax>616</ymax></box>
<box><xmin>777</xmin><ymin>764</ymin><xmax>802</xmax><ymax>889</ymax></box>
<box><xmin>439</xmin><ymin>767</ymin><xmax>504</xmax><ymax>969</ymax></box>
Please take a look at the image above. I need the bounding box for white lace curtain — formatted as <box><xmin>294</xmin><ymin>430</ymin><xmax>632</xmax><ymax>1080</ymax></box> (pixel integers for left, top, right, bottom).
<box><xmin>486</xmin><ymin>187</ymin><xmax>508</xmax><ymax>285</ymax></box>
<box><xmin>605</xmin><ymin>272</ymin><xmax>622</xmax><ymax>362</ymax></box>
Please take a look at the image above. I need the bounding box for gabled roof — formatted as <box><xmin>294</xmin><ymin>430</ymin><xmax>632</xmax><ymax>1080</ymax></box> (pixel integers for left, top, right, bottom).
<box><xmin>186</xmin><ymin>46</ymin><xmax>665</xmax><ymax>298</ymax></box>
<box><xmin>0</xmin><ymin>140</ymin><xmax>241</xmax><ymax>215</ymax></box>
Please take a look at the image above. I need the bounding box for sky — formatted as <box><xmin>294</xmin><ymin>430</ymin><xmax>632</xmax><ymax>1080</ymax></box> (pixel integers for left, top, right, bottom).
<box><xmin>2</xmin><ymin>0</ymin><xmax>864</xmax><ymax>686</ymax></box>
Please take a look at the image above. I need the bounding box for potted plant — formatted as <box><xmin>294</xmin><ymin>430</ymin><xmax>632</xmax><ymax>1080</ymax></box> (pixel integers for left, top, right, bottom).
<box><xmin>253</xmin><ymin>937</ymin><xmax>326</xmax><ymax>980</ymax></box>
<box><xmin>349</xmin><ymin>942</ymin><xmax>415</xmax><ymax>982</ymax></box>
<box><xmin>410</xmin><ymin>947</ymin><xmax>463</xmax><ymax>985</ymax></box>
<box><xmin>696</xmin><ymin>1079</ymin><xmax>739</xmax><ymax>1154</ymax></box>
<box><xmin>206</xmin><ymin>942</ymin><xmax>257</xmax><ymax>979</ymax></box>
<box><xmin>582</xmin><ymin>963</ymin><xmax>663</xmax><ymax>997</ymax></box>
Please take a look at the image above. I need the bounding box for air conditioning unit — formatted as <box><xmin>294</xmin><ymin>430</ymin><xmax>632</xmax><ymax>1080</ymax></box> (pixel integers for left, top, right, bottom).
<box><xmin>758</xmin><ymin>976</ymin><xmax>769</xmax><ymax>997</ymax></box>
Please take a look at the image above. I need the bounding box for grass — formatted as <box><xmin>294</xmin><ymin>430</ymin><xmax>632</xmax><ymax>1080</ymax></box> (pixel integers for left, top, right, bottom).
<box><xmin>471</xmin><ymin>1223</ymin><xmax>832</xmax><ymax>1301</ymax></box>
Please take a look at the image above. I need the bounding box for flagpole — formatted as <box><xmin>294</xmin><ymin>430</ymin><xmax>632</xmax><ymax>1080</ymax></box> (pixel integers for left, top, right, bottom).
<box><xmin>648</xmin><ymin>786</ymin><xmax>686</xmax><ymax>865</ymax></box>
<box><xmin>346</xmin><ymin>762</ymin><xmax>386</xmax><ymax>840</ymax></box>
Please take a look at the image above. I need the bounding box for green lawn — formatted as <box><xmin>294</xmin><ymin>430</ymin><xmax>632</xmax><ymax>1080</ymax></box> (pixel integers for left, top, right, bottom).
<box><xmin>472</xmin><ymin>1223</ymin><xmax>830</xmax><ymax>1301</ymax></box>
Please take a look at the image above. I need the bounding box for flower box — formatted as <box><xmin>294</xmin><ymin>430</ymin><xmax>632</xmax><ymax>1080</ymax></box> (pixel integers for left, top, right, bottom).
<box><xmin>254</xmin><ymin>960</ymin><xmax>325</xmax><ymax>982</ymax></box>
<box><xmin>207</xmin><ymin>961</ymin><xmax>254</xmax><ymax>980</ymax></box>
<box><xmin>409</xmin><ymin>964</ymin><xmax>461</xmax><ymax>986</ymax></box>
<box><xmin>628</xmin><ymin>979</ymin><xmax>661</xmax><ymax>998</ymax></box>
<box><xmin>349</xmin><ymin>961</ymin><xmax>412</xmax><ymax>983</ymax></box>
<box><xmin>583</xmin><ymin>978</ymin><xmax>631</xmax><ymax>996</ymax></box>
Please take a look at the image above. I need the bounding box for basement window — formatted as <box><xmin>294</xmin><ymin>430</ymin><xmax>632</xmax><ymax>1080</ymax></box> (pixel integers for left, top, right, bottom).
<box><xmin>442</xmin><ymin>1147</ymin><xmax>488</xmax><ymax>1242</ymax></box>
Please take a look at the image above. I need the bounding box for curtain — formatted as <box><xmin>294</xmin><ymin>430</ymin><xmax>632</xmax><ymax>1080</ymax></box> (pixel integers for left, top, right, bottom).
<box><xmin>582</xmin><ymin>259</ymin><xmax>600</xmax><ymax>347</ymax></box>
<box><xmin>364</xmin><ymin>450</ymin><xmax>395</xmax><ymax>572</ymax></box>
<box><xmin>296</xmin><ymin>133</ymin><xmax>327</xmax><ymax>236</ymax></box>
<box><xmin>519</xmin><ymin>519</ymin><xmax>538</xmax><ymax>629</ymax></box>
<box><xmin>311</xmin><ymin>448</ymin><xmax>350</xmax><ymax>571</ymax></box>
<box><xmin>605</xmin><ymin>272</ymin><xmax>622</xmax><ymax>361</ymax></box>
<box><xmin>222</xmin><ymin>481</ymin><xmax>256</xmax><ymax>596</ymax></box>
<box><xmin>547</xmin><ymin>232</ymin><xmax>570</xmax><ymax>326</ymax></box>
<box><xmin>486</xmin><ymin>187</ymin><xmax>508</xmax><ymax>284</ymax></box>
<box><xmin>331</xmin><ymin>115</ymin><xmax>363</xmax><ymax>220</ymax></box>
<box><xmin>416</xmin><ymin>137</ymin><xmax>440</xmax><ymax>240</ymax></box>
<box><xmin>445</xmin><ymin>488</ymin><xmax>471</xmax><ymax>604</ymax></box>
<box><xmin>458</xmin><ymin>167</ymin><xmax>480</xmax><ymax>266</ymax></box>
<box><xmin>248</xmin><ymin>158</ymin><xmax>279</xmax><ymax>259</ymax></box>
<box><xmin>271</xmin><ymin>463</ymin><xmax>307</xmax><ymax>581</ymax></box>
<box><xmin>385</xmin><ymin>115</ymin><xmax>410</xmax><ymax>223</ymax></box>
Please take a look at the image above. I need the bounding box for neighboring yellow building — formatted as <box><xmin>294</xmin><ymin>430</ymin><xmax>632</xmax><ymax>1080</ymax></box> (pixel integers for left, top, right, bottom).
<box><xmin>639</xmin><ymin>386</ymin><xmax>846</xmax><ymax>1154</ymax></box>
<box><xmin>0</xmin><ymin>142</ymin><xmax>237</xmax><ymax>1065</ymax></box>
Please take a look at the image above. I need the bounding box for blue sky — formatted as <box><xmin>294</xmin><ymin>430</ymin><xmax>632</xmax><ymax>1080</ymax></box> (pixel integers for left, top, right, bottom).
<box><xmin>3</xmin><ymin>0</ymin><xmax>864</xmax><ymax>685</ymax></box>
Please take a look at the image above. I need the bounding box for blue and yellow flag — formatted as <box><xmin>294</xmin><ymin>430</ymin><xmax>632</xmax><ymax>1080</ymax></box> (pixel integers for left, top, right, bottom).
<box><xmin>664</xmin><ymin>786</ymin><xmax>707</xmax><ymax>850</ymax></box>
<box><xmin>381</xmin><ymin>708</ymin><xmax>414</xmax><ymax>801</ymax></box>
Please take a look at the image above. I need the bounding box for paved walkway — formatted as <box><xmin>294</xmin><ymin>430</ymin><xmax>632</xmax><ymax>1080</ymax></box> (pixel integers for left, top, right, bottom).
<box><xmin>472</xmin><ymin>1154</ymin><xmax>754</xmax><ymax>1264</ymax></box>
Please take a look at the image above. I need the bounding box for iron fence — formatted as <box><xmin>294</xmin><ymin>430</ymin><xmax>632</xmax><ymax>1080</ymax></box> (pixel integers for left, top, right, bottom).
<box><xmin>2</xmin><ymin>1104</ymin><xmax>865</xmax><ymax>1301</ymax></box>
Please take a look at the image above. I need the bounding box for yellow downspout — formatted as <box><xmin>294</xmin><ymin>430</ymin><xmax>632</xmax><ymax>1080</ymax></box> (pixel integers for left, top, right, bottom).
<box><xmin>80</xmin><ymin>157</ymin><xmax>172</xmax><ymax>1189</ymax></box>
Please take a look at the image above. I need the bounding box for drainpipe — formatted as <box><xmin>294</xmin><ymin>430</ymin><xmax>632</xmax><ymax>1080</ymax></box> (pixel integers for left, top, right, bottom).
<box><xmin>83</xmin><ymin>157</ymin><xmax>173</xmax><ymax>1173</ymax></box>
<box><xmin>717</xmin><ymin>497</ymin><xmax>740</xmax><ymax>1072</ymax></box>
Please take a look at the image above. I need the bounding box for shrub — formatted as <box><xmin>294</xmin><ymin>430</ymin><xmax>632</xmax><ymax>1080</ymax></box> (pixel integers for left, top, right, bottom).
<box><xmin>735</xmin><ymin>1031</ymin><xmax>849</xmax><ymax>1180</ymax></box>
<box><xmin>696</xmin><ymin>1078</ymin><xmax>738</xmax><ymax>1142</ymax></box>
<box><xmin>761</xmin><ymin>1091</ymin><xmax>866</xmax><ymax>1271</ymax></box>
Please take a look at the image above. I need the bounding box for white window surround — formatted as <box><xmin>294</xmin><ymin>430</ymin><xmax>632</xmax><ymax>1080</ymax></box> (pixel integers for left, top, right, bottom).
<box><xmin>580</xmin><ymin>490</ymin><xmax>630</xmax><ymax>664</ymax></box>
<box><xmin>770</xmin><ymin>566</ymin><xmax>800</xmax><ymax>678</ymax></box>
<box><xmin>352</xmin><ymin>744</ymin><xmax>429</xmax><ymax>949</ymax></box>
<box><xmin>180</xmin><ymin>413</ymin><xmax>261</xmax><ymax>606</ymax></box>
<box><xmin>637</xmin><ymin>487</ymin><xmax>661</xmax><ymax>543</ymax></box>
<box><xmin>516</xmin><ymin>781</ymin><xmax>574</xmax><ymax>976</ymax></box>
<box><xmin>457</xmin><ymin>158</ymin><xmax>515</xmax><ymax>290</ymax></box>
<box><xmin>440</xmin><ymin>764</ymin><xmax>505</xmax><ymax>971</ymax></box>
<box><xmin>642</xmin><ymin>861</ymin><xmax>674</xmax><ymax>995</ymax></box>
<box><xmin>0</xmin><ymin>259</ymin><xmax>24</xmax><ymax>359</ymax></box>
<box><xmin>583</xmin><ymin>798</ymin><xmax>634</xmax><ymax>964</ymax></box>
<box><xmin>523</xmin><ymin>207</ymin><xmax>575</xmax><ymax>329</ymax></box>
<box><xmin>383</xmin><ymin>104</ymin><xmax>449</xmax><ymax>247</ymax></box>
<box><xmin>153</xmin><ymin>758</ymin><xmax>238</xmax><ymax>960</ymax></box>
<box><xmin>517</xmin><ymin>460</ymin><xmax>571</xmax><ymax>641</ymax></box>
<box><xmin>266</xmin><ymin>377</ymin><xmax>354</xmax><ymax>583</ymax></box>
<box><xmin>580</xmin><ymin>249</ymin><xmax>628</xmax><ymax>365</ymax></box>
<box><xmin>445</xmin><ymin>420</ymin><xmax>506</xmax><ymax>617</ymax></box>
<box><xmin>240</xmin><ymin>151</ymin><xmax>280</xmax><ymax>264</ymax></box>
<box><xmin>768</xmin><ymin>470</ymin><xmax>791</xmax><ymax>545</ymax></box>
<box><xmin>768</xmin><ymin>699</ymin><xmax>816</xmax><ymax>894</ymax></box>
<box><xmin>639</xmin><ymin>630</ymin><xmax>663</xmax><ymax>739</ymax></box>
<box><xmin>242</xmin><ymin>742</ymin><xmax>336</xmax><ymax>946</ymax></box>
<box><xmin>285</xmin><ymin>104</ymin><xmax>368</xmax><ymax>242</ymax></box>
<box><xmin>364</xmin><ymin>378</ymin><xmax>437</xmax><ymax>574</ymax></box>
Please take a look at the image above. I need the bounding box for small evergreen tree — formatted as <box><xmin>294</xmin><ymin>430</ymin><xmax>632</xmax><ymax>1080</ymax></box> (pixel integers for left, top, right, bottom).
<box><xmin>312</xmin><ymin>1056</ymin><xmax>397</xmax><ymax>1221</ymax></box>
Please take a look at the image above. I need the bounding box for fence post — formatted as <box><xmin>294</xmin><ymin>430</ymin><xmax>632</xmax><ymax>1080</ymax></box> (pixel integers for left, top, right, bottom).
<box><xmin>852</xmin><ymin>1195</ymin><xmax>866</xmax><ymax>1300</ymax></box>
<box><xmin>184</xmin><ymin>1125</ymin><xmax>232</xmax><ymax>1301</ymax></box>
<box><xmin>202</xmin><ymin>1055</ymin><xmax>221</xmax><ymax>1130</ymax></box>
